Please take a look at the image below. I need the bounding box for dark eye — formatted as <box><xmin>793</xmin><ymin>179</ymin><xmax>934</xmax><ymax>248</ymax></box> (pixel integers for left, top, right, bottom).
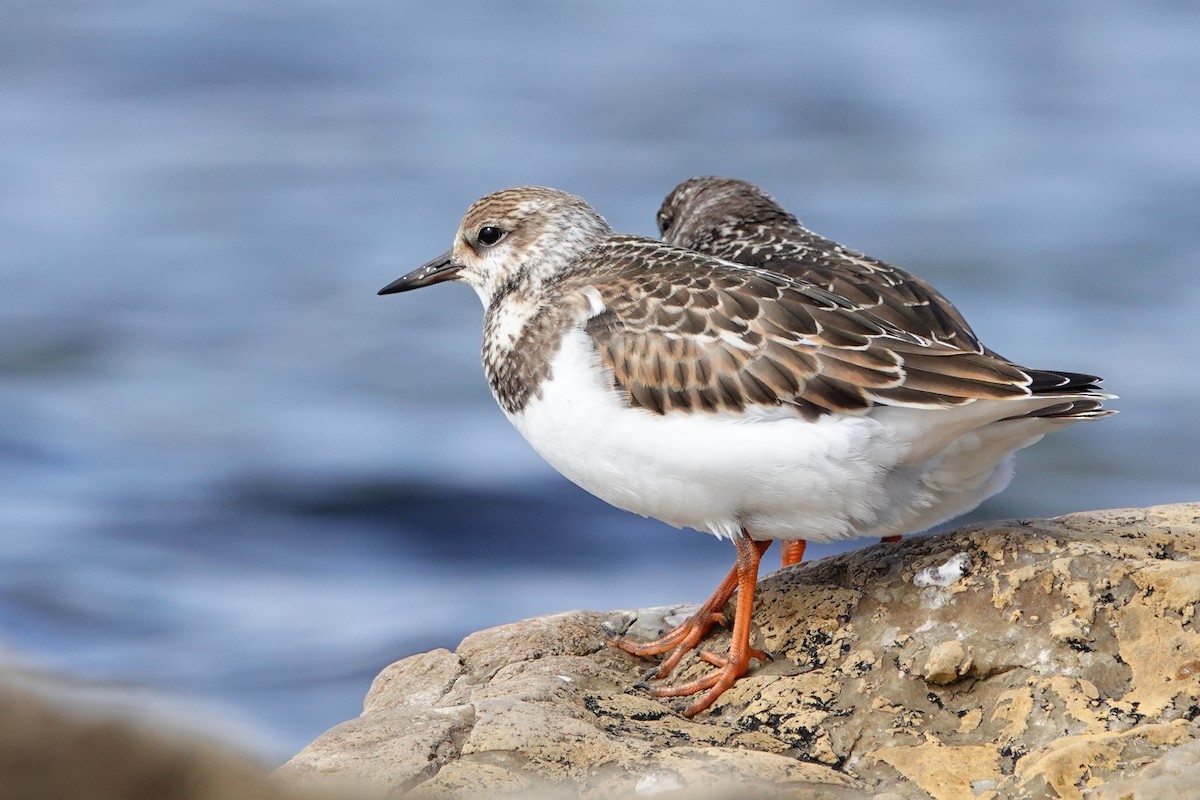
<box><xmin>477</xmin><ymin>226</ymin><xmax>506</xmax><ymax>246</ymax></box>
<box><xmin>657</xmin><ymin>213</ymin><xmax>673</xmax><ymax>234</ymax></box>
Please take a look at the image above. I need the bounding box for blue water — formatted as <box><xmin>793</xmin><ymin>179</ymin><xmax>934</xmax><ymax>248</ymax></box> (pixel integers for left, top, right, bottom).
<box><xmin>2</xmin><ymin>1</ymin><xmax>1198</xmax><ymax>759</ymax></box>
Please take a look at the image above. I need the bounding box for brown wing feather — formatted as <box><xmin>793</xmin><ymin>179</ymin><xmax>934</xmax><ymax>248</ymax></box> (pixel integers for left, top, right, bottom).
<box><xmin>566</xmin><ymin>238</ymin><xmax>1038</xmax><ymax>417</ymax></box>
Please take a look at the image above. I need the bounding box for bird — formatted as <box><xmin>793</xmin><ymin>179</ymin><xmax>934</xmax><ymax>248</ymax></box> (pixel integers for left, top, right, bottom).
<box><xmin>657</xmin><ymin>176</ymin><xmax>1015</xmax><ymax>567</ymax></box>
<box><xmin>377</xmin><ymin>186</ymin><xmax>1112</xmax><ymax>717</ymax></box>
<box><xmin>656</xmin><ymin>176</ymin><xmax>989</xmax><ymax>354</ymax></box>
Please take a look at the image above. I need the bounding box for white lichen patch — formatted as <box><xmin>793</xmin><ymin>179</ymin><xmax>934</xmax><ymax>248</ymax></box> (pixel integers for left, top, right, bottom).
<box><xmin>914</xmin><ymin>552</ymin><xmax>973</xmax><ymax>588</ymax></box>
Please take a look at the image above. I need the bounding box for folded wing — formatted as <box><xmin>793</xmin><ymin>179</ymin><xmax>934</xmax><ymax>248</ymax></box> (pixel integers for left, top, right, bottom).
<box><xmin>568</xmin><ymin>238</ymin><xmax>1108</xmax><ymax>421</ymax></box>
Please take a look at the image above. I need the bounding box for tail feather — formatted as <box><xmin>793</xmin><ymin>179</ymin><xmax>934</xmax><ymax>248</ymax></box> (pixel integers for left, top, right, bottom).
<box><xmin>1026</xmin><ymin>369</ymin><xmax>1105</xmax><ymax>393</ymax></box>
<box><xmin>1012</xmin><ymin>368</ymin><xmax>1115</xmax><ymax>421</ymax></box>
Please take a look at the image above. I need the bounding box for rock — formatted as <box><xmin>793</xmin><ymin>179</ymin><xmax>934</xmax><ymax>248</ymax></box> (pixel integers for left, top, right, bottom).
<box><xmin>0</xmin><ymin>668</ymin><xmax>328</xmax><ymax>800</ymax></box>
<box><xmin>280</xmin><ymin>504</ymin><xmax>1200</xmax><ymax>799</ymax></box>
<box><xmin>1091</xmin><ymin>738</ymin><xmax>1200</xmax><ymax>799</ymax></box>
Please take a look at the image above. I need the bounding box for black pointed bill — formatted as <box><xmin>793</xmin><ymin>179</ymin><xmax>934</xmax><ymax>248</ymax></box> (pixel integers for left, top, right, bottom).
<box><xmin>378</xmin><ymin>252</ymin><xmax>461</xmax><ymax>295</ymax></box>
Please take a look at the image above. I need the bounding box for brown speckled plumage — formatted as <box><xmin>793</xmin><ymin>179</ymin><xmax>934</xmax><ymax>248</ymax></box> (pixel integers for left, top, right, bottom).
<box><xmin>484</xmin><ymin>230</ymin><xmax>1107</xmax><ymax>421</ymax></box>
<box><xmin>482</xmin><ymin>294</ymin><xmax>580</xmax><ymax>416</ymax></box>
<box><xmin>657</xmin><ymin>176</ymin><xmax>988</xmax><ymax>354</ymax></box>
<box><xmin>565</xmin><ymin>238</ymin><xmax>1039</xmax><ymax>418</ymax></box>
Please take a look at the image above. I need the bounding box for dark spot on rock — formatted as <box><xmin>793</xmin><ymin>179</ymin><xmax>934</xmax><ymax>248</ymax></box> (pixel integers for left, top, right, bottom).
<box><xmin>629</xmin><ymin>709</ymin><xmax>667</xmax><ymax>721</ymax></box>
<box><xmin>999</xmin><ymin>744</ymin><xmax>1028</xmax><ymax>763</ymax></box>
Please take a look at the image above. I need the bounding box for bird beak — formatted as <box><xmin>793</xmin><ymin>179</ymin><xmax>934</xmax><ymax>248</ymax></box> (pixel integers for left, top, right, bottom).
<box><xmin>377</xmin><ymin>252</ymin><xmax>461</xmax><ymax>295</ymax></box>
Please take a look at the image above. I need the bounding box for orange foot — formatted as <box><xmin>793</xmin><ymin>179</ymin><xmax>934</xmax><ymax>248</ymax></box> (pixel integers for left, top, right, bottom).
<box><xmin>625</xmin><ymin>530</ymin><xmax>768</xmax><ymax>717</ymax></box>
<box><xmin>612</xmin><ymin>539</ymin><xmax>770</xmax><ymax>681</ymax></box>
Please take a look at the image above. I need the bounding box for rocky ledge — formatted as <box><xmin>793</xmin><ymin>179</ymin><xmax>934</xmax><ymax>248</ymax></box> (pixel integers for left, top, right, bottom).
<box><xmin>280</xmin><ymin>504</ymin><xmax>1200</xmax><ymax>799</ymax></box>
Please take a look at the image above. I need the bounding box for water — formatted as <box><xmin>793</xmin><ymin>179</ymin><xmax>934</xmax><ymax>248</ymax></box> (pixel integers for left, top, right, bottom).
<box><xmin>2</xmin><ymin>1</ymin><xmax>1197</xmax><ymax>760</ymax></box>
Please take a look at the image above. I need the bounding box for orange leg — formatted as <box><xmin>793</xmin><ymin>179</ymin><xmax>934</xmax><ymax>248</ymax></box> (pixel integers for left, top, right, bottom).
<box><xmin>780</xmin><ymin>540</ymin><xmax>807</xmax><ymax>567</ymax></box>
<box><xmin>612</xmin><ymin>540</ymin><xmax>771</xmax><ymax>680</ymax></box>
<box><xmin>784</xmin><ymin>535</ymin><xmax>899</xmax><ymax>569</ymax></box>
<box><xmin>644</xmin><ymin>528</ymin><xmax>767</xmax><ymax>717</ymax></box>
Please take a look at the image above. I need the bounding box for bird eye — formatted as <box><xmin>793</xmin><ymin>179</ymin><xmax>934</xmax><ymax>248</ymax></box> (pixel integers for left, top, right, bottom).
<box><xmin>477</xmin><ymin>226</ymin><xmax>506</xmax><ymax>246</ymax></box>
<box><xmin>657</xmin><ymin>213</ymin><xmax>673</xmax><ymax>234</ymax></box>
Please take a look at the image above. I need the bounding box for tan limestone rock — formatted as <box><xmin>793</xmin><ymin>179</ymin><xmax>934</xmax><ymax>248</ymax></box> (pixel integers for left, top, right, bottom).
<box><xmin>281</xmin><ymin>503</ymin><xmax>1200</xmax><ymax>799</ymax></box>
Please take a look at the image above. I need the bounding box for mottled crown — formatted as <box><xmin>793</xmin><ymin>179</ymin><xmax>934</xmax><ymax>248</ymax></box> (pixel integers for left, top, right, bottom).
<box><xmin>656</xmin><ymin>176</ymin><xmax>801</xmax><ymax>250</ymax></box>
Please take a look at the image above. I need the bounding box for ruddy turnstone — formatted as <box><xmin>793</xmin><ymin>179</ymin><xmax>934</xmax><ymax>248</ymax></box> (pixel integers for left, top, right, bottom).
<box><xmin>656</xmin><ymin>176</ymin><xmax>1082</xmax><ymax>567</ymax></box>
<box><xmin>378</xmin><ymin>186</ymin><xmax>1112</xmax><ymax>716</ymax></box>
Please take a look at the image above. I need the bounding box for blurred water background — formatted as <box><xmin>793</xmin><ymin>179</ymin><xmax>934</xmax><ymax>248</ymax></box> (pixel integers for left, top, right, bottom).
<box><xmin>2</xmin><ymin>0</ymin><xmax>1197</xmax><ymax>761</ymax></box>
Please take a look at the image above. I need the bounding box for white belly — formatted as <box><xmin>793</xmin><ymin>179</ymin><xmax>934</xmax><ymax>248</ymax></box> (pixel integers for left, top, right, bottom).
<box><xmin>504</xmin><ymin>328</ymin><xmax>1053</xmax><ymax>542</ymax></box>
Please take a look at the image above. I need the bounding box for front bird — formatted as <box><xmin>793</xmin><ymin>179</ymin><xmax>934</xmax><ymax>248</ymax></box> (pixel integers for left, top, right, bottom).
<box><xmin>378</xmin><ymin>186</ymin><xmax>1113</xmax><ymax>716</ymax></box>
